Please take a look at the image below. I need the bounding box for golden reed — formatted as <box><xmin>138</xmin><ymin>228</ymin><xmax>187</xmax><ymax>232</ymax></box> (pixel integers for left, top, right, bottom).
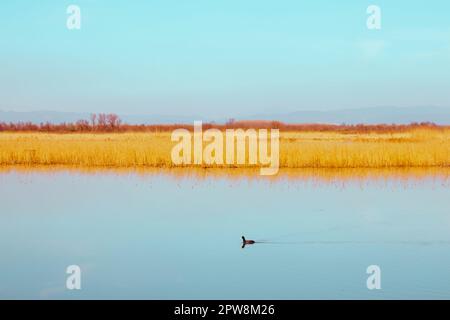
<box><xmin>0</xmin><ymin>128</ymin><xmax>449</xmax><ymax>169</ymax></box>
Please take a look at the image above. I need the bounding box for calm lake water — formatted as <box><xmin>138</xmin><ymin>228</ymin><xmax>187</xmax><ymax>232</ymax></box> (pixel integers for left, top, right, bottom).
<box><xmin>1</xmin><ymin>168</ymin><xmax>450</xmax><ymax>299</ymax></box>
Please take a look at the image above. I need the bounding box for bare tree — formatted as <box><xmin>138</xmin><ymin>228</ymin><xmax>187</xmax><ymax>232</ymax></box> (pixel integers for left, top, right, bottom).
<box><xmin>106</xmin><ymin>113</ymin><xmax>121</xmax><ymax>129</ymax></box>
<box><xmin>97</xmin><ymin>113</ymin><xmax>107</xmax><ymax>128</ymax></box>
<box><xmin>90</xmin><ymin>114</ymin><xmax>97</xmax><ymax>128</ymax></box>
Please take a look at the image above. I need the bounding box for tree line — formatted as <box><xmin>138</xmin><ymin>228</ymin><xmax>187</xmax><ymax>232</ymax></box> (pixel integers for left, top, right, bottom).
<box><xmin>0</xmin><ymin>113</ymin><xmax>446</xmax><ymax>133</ymax></box>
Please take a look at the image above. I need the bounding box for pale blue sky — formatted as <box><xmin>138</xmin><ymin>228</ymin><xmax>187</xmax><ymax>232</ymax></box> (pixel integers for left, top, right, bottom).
<box><xmin>1</xmin><ymin>0</ymin><xmax>450</xmax><ymax>117</ymax></box>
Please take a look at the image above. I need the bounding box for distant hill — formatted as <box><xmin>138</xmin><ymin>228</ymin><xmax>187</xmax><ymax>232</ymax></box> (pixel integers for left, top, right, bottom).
<box><xmin>249</xmin><ymin>106</ymin><xmax>450</xmax><ymax>125</ymax></box>
<box><xmin>0</xmin><ymin>110</ymin><xmax>91</xmax><ymax>124</ymax></box>
<box><xmin>1</xmin><ymin>107</ymin><xmax>450</xmax><ymax>125</ymax></box>
<box><xmin>0</xmin><ymin>110</ymin><xmax>204</xmax><ymax>125</ymax></box>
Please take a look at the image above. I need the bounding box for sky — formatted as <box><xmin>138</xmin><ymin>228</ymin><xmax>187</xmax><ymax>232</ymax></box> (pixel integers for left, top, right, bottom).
<box><xmin>1</xmin><ymin>0</ymin><xmax>450</xmax><ymax>117</ymax></box>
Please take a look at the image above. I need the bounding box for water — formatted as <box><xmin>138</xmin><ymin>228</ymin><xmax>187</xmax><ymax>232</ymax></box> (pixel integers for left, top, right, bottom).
<box><xmin>0</xmin><ymin>168</ymin><xmax>449</xmax><ymax>299</ymax></box>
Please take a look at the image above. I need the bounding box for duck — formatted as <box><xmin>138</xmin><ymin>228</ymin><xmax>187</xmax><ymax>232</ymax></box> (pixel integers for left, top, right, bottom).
<box><xmin>242</xmin><ymin>236</ymin><xmax>255</xmax><ymax>245</ymax></box>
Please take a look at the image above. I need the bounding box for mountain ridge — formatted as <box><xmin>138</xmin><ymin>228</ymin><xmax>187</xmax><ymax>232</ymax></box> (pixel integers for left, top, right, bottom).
<box><xmin>1</xmin><ymin>107</ymin><xmax>450</xmax><ymax>125</ymax></box>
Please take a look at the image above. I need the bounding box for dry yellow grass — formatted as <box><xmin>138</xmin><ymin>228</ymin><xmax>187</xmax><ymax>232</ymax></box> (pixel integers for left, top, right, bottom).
<box><xmin>280</xmin><ymin>129</ymin><xmax>450</xmax><ymax>168</ymax></box>
<box><xmin>0</xmin><ymin>129</ymin><xmax>449</xmax><ymax>168</ymax></box>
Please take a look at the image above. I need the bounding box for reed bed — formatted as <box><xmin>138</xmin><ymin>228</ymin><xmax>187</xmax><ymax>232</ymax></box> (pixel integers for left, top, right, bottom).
<box><xmin>0</xmin><ymin>128</ymin><xmax>449</xmax><ymax>168</ymax></box>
